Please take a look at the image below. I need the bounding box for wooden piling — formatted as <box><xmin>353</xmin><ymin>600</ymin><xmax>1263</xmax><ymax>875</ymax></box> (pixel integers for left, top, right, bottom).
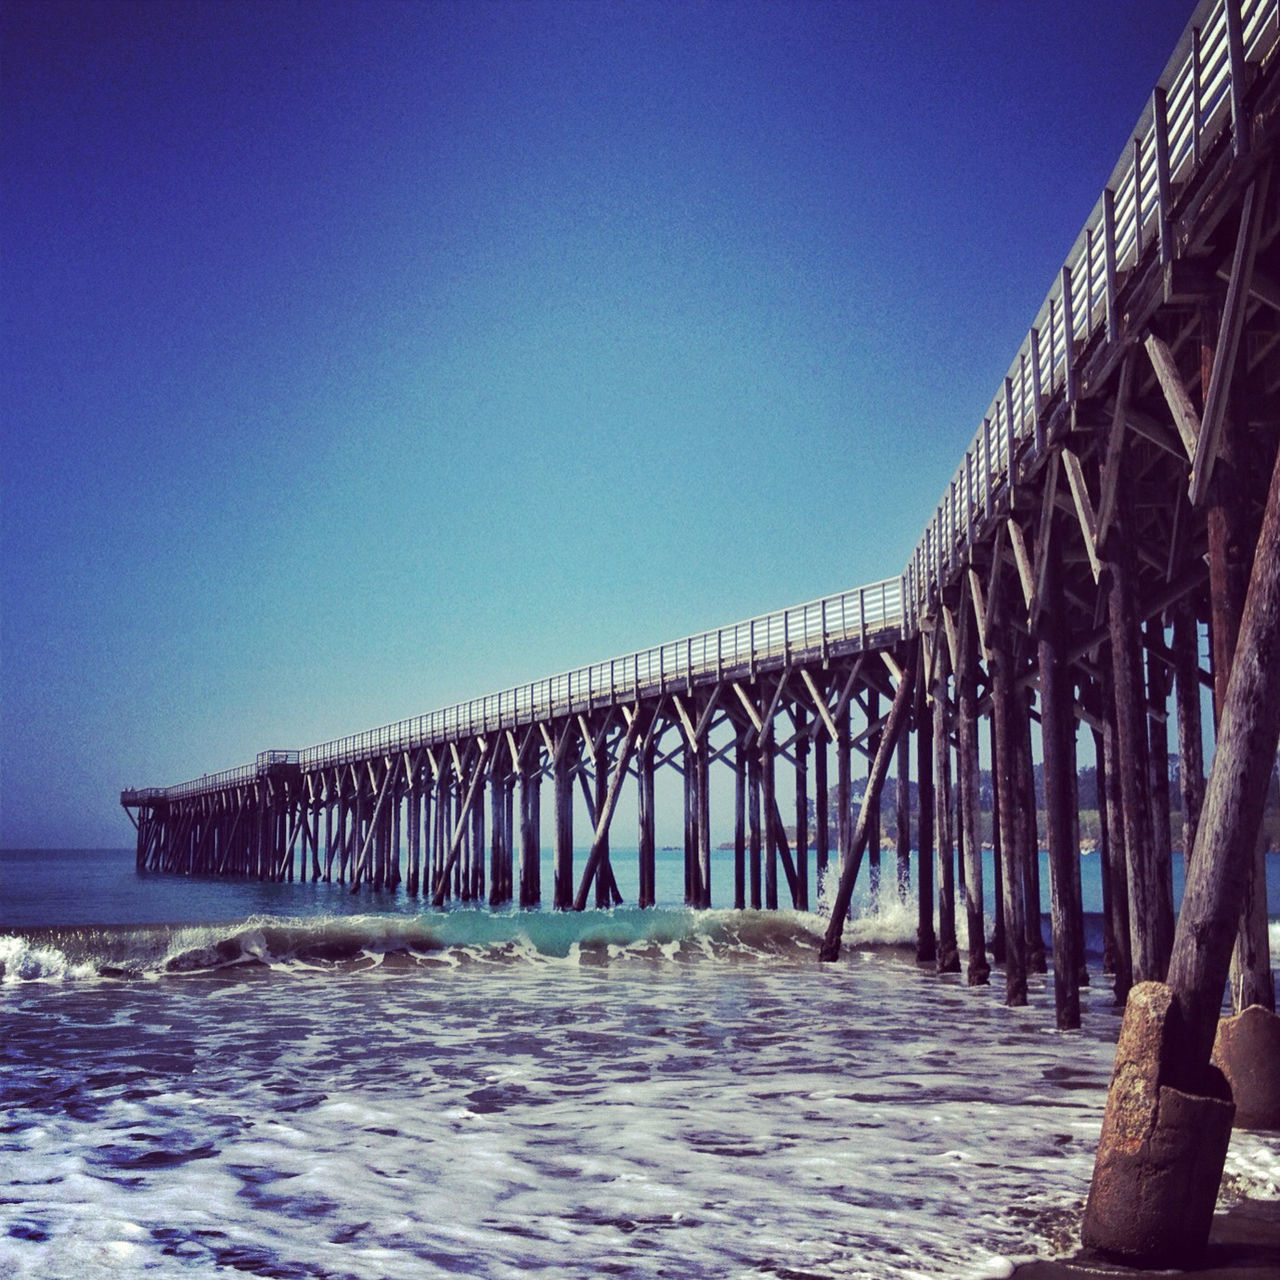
<box><xmin>553</xmin><ymin>725</ymin><xmax>575</xmax><ymax>910</ymax></box>
<box><xmin>1036</xmin><ymin>544</ymin><xmax>1080</xmax><ymax>1025</ymax></box>
<box><xmin>733</xmin><ymin>730</ymin><xmax>746</xmax><ymax>910</ymax></box>
<box><xmin>1169</xmin><ymin>439</ymin><xmax>1280</xmax><ymax>1055</ymax></box>
<box><xmin>748</xmin><ymin>741</ymin><xmax>763</xmax><ymax>910</ymax></box>
<box><xmin>933</xmin><ymin>639</ymin><xmax>960</xmax><ymax>974</ymax></box>
<box><xmin>814</xmin><ymin>720</ymin><xmax>830</xmax><ymax>894</ymax></box>
<box><xmin>1172</xmin><ymin>600</ymin><xmax>1204</xmax><ymax>869</ymax></box>
<box><xmin>638</xmin><ymin>723</ymin><xmax>656</xmax><ymax>909</ymax></box>
<box><xmin>955</xmin><ymin>606</ymin><xmax>990</xmax><ymax>986</ymax></box>
<box><xmin>1100</xmin><ymin>671</ymin><xmax>1134</xmax><ymax>1001</ymax></box>
<box><xmin>1017</xmin><ymin>695</ymin><xmax>1042</xmax><ymax>977</ymax></box>
<box><xmin>895</xmin><ymin>726</ymin><xmax>911</xmax><ymax>904</ymax></box>
<box><xmin>866</xmin><ymin>688</ymin><xmax>882</xmax><ymax>905</ymax></box>
<box><xmin>1105</xmin><ymin>483</ymin><xmax>1172</xmax><ymax>983</ymax></box>
<box><xmin>795</xmin><ymin>707</ymin><xmax>810</xmax><ymax>911</ymax></box>
<box><xmin>762</xmin><ymin>734</ymin><xmax>778</xmax><ymax>911</ymax></box>
<box><xmin>519</xmin><ymin>743</ymin><xmax>542</xmax><ymax>908</ymax></box>
<box><xmin>1203</xmin><ymin>304</ymin><xmax>1275</xmax><ymax>1013</ymax></box>
<box><xmin>914</xmin><ymin>646</ymin><xmax>937</xmax><ymax>965</ymax></box>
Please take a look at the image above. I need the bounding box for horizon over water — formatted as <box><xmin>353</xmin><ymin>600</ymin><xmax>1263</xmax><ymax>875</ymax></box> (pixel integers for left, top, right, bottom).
<box><xmin>3</xmin><ymin>847</ymin><xmax>1279</xmax><ymax>1279</ymax></box>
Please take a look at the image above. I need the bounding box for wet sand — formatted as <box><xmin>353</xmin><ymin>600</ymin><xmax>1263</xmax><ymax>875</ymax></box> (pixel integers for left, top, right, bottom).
<box><xmin>1013</xmin><ymin>1199</ymin><xmax>1280</xmax><ymax>1279</ymax></box>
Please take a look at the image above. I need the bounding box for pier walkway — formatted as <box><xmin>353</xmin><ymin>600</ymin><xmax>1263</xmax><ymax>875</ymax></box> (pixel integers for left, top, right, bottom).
<box><xmin>124</xmin><ymin>0</ymin><xmax>1280</xmax><ymax>1027</ymax></box>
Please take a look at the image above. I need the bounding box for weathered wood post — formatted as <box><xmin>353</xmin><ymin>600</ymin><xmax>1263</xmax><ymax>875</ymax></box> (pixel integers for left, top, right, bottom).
<box><xmin>1202</xmin><ymin>296</ymin><xmax>1274</xmax><ymax>1018</ymax></box>
<box><xmin>682</xmin><ymin>735</ymin><xmax>695</xmax><ymax>905</ymax></box>
<box><xmin>694</xmin><ymin>721</ymin><xmax>712</xmax><ymax>909</ymax></box>
<box><xmin>592</xmin><ymin>724</ymin><xmax>614</xmax><ymax>909</ymax></box>
<box><xmin>986</xmin><ymin>708</ymin><xmax>1006</xmax><ymax>967</ymax></box>
<box><xmin>638</xmin><ymin>716</ymin><xmax>657</xmax><ymax>908</ymax></box>
<box><xmin>502</xmin><ymin>754</ymin><xmax>515</xmax><ymax>903</ymax></box>
<box><xmin>732</xmin><ymin>726</ymin><xmax>746</xmax><ymax>910</ymax></box>
<box><xmin>519</xmin><ymin>738</ymin><xmax>542</xmax><ymax>908</ymax></box>
<box><xmin>406</xmin><ymin>771</ymin><xmax>421</xmax><ymax>896</ymax></box>
<box><xmin>990</xmin><ymin>622</ymin><xmax>1028</xmax><ymax>1008</ymax></box>
<box><xmin>1091</xmin><ymin>722</ymin><xmax>1117</xmax><ymax>974</ymax></box>
<box><xmin>795</xmin><ymin>706</ymin><xmax>810</xmax><ymax>911</ymax></box>
<box><xmin>490</xmin><ymin>752</ymin><xmax>512</xmax><ymax>907</ymax></box>
<box><xmin>1105</xmin><ymin>470</ymin><xmax>1173</xmax><ymax>982</ymax></box>
<box><xmin>1017</xmin><ymin>692</ymin><xmax>1041</xmax><ymax>979</ymax></box>
<box><xmin>866</xmin><ymin>687</ymin><xmax>882</xmax><ymax>904</ymax></box>
<box><xmin>748</xmin><ymin>735</ymin><xmax>763</xmax><ymax>909</ymax></box>
<box><xmin>835</xmin><ymin>695</ymin><xmax>851</xmax><ymax>908</ymax></box>
<box><xmin>1083</xmin><ymin>441</ymin><xmax>1280</xmax><ymax>1263</ymax></box>
<box><xmin>895</xmin><ymin>725</ymin><xmax>911</xmax><ymax>904</ymax></box>
<box><xmin>553</xmin><ymin>723</ymin><xmax>575</xmax><ymax>909</ymax></box>
<box><xmin>1145</xmin><ymin>619</ymin><xmax>1175</xmax><ymax>926</ymax></box>
<box><xmin>1100</xmin><ymin>670</ymin><xmax>1134</xmax><ymax>1000</ymax></box>
<box><xmin>915</xmin><ymin>643</ymin><xmax>936</xmax><ymax>965</ymax></box>
<box><xmin>1037</xmin><ymin>544</ymin><xmax>1079</xmax><ymax>1025</ymax></box>
<box><xmin>932</xmin><ymin>636</ymin><xmax>961</xmax><ymax>974</ymax></box>
<box><xmin>955</xmin><ymin>605</ymin><xmax>989</xmax><ymax>986</ymax></box>
<box><xmin>1172</xmin><ymin>599</ymin><xmax>1204</xmax><ymax>868</ymax></box>
<box><xmin>762</xmin><ymin>727</ymin><xmax>778</xmax><ymax>910</ymax></box>
<box><xmin>814</xmin><ymin>717</ymin><xmax>830</xmax><ymax>894</ymax></box>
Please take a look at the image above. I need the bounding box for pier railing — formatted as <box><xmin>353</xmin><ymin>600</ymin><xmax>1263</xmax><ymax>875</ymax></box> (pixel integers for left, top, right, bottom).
<box><xmin>904</xmin><ymin>0</ymin><xmax>1278</xmax><ymax>626</ymax></box>
<box><xmin>131</xmin><ymin>576</ymin><xmax>905</xmax><ymax>795</ymax></box>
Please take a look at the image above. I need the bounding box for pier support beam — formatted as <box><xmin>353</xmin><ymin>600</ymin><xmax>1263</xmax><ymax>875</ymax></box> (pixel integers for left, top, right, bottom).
<box><xmin>519</xmin><ymin>737</ymin><xmax>542</xmax><ymax>908</ymax></box>
<box><xmin>814</xmin><ymin>717</ymin><xmax>830</xmax><ymax>898</ymax></box>
<box><xmin>1036</xmin><ymin>543</ymin><xmax>1079</xmax><ymax>1026</ymax></box>
<box><xmin>1202</xmin><ymin>303</ymin><xmax>1274</xmax><ymax>1015</ymax></box>
<box><xmin>955</xmin><ymin>603</ymin><xmax>989</xmax><ymax>986</ymax></box>
<box><xmin>1084</xmin><ymin>440</ymin><xmax>1280</xmax><ymax>1264</ymax></box>
<box><xmin>638</xmin><ymin>713</ymin><xmax>658</xmax><ymax>909</ymax></box>
<box><xmin>932</xmin><ymin>636</ymin><xmax>961</xmax><ymax>974</ymax></box>
<box><xmin>1105</xmin><ymin>477</ymin><xmax>1172</xmax><ymax>984</ymax></box>
<box><xmin>1172</xmin><ymin>600</ymin><xmax>1204</xmax><ymax>869</ymax></box>
<box><xmin>552</xmin><ymin>722</ymin><xmax>577</xmax><ymax>910</ymax></box>
<box><xmin>915</xmin><ymin>640</ymin><xmax>936</xmax><ymax>965</ymax></box>
<box><xmin>795</xmin><ymin>706</ymin><xmax>810</xmax><ymax>911</ymax></box>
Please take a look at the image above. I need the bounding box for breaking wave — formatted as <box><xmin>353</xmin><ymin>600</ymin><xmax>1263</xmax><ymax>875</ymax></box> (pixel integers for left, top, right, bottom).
<box><xmin>0</xmin><ymin>900</ymin><xmax>920</xmax><ymax>984</ymax></box>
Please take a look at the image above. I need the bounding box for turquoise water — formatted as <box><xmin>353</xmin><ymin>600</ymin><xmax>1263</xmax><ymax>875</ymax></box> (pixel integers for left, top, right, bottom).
<box><xmin>2</xmin><ymin>848</ymin><xmax>1278</xmax><ymax>1280</ymax></box>
<box><xmin>3</xmin><ymin>844</ymin><xmax>1278</xmax><ymax>928</ymax></box>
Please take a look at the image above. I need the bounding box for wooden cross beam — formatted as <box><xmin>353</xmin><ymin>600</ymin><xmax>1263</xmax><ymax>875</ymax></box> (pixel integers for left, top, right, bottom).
<box><xmin>968</xmin><ymin>567</ymin><xmax>990</xmax><ymax>664</ymax></box>
<box><xmin>1192</xmin><ymin>164</ymin><xmax>1272</xmax><ymax>505</ymax></box>
<box><xmin>431</xmin><ymin>737</ymin><xmax>490</xmax><ymax>904</ymax></box>
<box><xmin>671</xmin><ymin>693</ymin><xmax>698</xmax><ymax>746</ymax></box>
<box><xmin>354</xmin><ymin>760</ymin><xmax>401</xmax><ymax>892</ymax></box>
<box><xmin>1031</xmin><ymin>452</ymin><xmax>1060</xmax><ymax>632</ymax></box>
<box><xmin>573</xmin><ymin>707</ymin><xmax>641</xmax><ymax>910</ymax></box>
<box><xmin>818</xmin><ymin>648</ymin><xmax>917</xmax><ymax>961</ymax></box>
<box><xmin>760</xmin><ymin>667</ymin><xmax>792</xmax><ymax>732</ymax></box>
<box><xmin>1144</xmin><ymin>332</ymin><xmax>1201</xmax><ymax>461</ymax></box>
<box><xmin>1062</xmin><ymin>448</ymin><xmax>1102</xmax><ymax>583</ymax></box>
<box><xmin>800</xmin><ymin>667</ymin><xmax>840</xmax><ymax>742</ymax></box>
<box><xmin>732</xmin><ymin>681</ymin><xmax>764</xmax><ymax>735</ymax></box>
<box><xmin>1007</xmin><ymin>518</ymin><xmax>1035</xmax><ymax>612</ymax></box>
<box><xmin>1097</xmin><ymin>346</ymin><xmax>1135</xmax><ymax>545</ymax></box>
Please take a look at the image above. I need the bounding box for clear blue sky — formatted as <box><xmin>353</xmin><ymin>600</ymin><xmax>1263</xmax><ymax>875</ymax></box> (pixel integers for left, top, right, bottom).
<box><xmin>2</xmin><ymin>0</ymin><xmax>1192</xmax><ymax>847</ymax></box>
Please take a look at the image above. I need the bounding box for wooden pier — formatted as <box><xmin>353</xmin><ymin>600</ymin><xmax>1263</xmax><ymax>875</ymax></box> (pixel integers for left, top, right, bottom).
<box><xmin>124</xmin><ymin>0</ymin><xmax>1280</xmax><ymax>1032</ymax></box>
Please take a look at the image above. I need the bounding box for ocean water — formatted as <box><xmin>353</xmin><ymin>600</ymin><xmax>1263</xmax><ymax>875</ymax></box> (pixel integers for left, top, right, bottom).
<box><xmin>3</xmin><ymin>849</ymin><xmax>1279</xmax><ymax>1280</ymax></box>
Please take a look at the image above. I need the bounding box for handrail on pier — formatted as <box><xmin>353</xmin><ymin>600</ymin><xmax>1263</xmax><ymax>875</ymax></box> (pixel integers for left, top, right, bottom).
<box><xmin>128</xmin><ymin>575</ymin><xmax>905</xmax><ymax>799</ymax></box>
<box><xmin>905</xmin><ymin>0</ymin><xmax>1277</xmax><ymax>623</ymax></box>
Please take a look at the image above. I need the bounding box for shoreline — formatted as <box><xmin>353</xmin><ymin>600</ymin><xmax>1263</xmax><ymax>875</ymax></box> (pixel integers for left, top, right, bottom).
<box><xmin>1012</xmin><ymin>1198</ymin><xmax>1280</xmax><ymax>1279</ymax></box>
